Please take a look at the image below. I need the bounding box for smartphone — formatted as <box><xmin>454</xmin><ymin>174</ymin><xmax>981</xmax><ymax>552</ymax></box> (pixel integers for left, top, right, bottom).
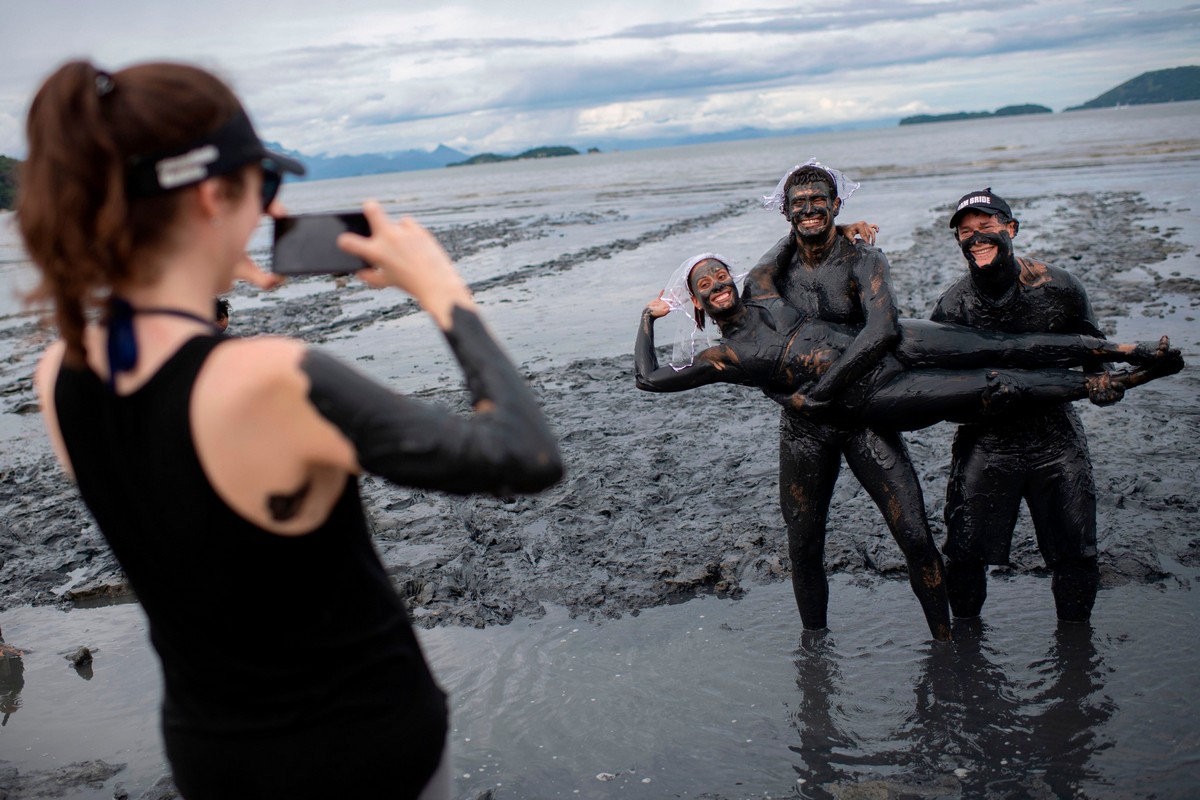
<box><xmin>271</xmin><ymin>211</ymin><xmax>371</xmax><ymax>275</ymax></box>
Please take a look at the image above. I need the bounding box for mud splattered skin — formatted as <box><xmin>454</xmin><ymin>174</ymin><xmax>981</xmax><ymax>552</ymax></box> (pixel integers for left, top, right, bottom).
<box><xmin>744</xmin><ymin>229</ymin><xmax>952</xmax><ymax>642</ymax></box>
<box><xmin>635</xmin><ymin>292</ymin><xmax>1157</xmax><ymax>428</ymax></box>
<box><xmin>932</xmin><ymin>252</ymin><xmax>1105</xmax><ymax>623</ymax></box>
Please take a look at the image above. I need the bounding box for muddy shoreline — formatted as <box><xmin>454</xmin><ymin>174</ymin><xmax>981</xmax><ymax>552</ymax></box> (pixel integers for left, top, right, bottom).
<box><xmin>0</xmin><ymin>189</ymin><xmax>1196</xmax><ymax>631</ymax></box>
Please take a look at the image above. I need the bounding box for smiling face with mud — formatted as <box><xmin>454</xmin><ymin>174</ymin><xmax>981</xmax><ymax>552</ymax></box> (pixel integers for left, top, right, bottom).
<box><xmin>688</xmin><ymin>258</ymin><xmax>740</xmax><ymax>320</ymax></box>
<box><xmin>955</xmin><ymin>209</ymin><xmax>1018</xmax><ymax>270</ymax></box>
<box><xmin>786</xmin><ymin>180</ymin><xmax>841</xmax><ymax>242</ymax></box>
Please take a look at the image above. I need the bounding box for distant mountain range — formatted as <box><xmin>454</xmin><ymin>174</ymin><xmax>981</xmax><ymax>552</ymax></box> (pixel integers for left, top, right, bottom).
<box><xmin>279</xmin><ymin>65</ymin><xmax>1198</xmax><ymax>177</ymax></box>
<box><xmin>265</xmin><ymin>142</ymin><xmax>469</xmax><ymax>180</ymax></box>
<box><xmin>273</xmin><ymin>122</ymin><xmax>890</xmax><ymax>181</ymax></box>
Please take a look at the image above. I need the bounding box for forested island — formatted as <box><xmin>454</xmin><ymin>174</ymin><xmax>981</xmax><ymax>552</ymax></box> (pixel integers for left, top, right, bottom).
<box><xmin>0</xmin><ymin>155</ymin><xmax>18</xmax><ymax>210</ymax></box>
<box><xmin>1066</xmin><ymin>65</ymin><xmax>1200</xmax><ymax>110</ymax></box>
<box><xmin>898</xmin><ymin>65</ymin><xmax>1198</xmax><ymax>127</ymax></box>
<box><xmin>448</xmin><ymin>146</ymin><xmax>581</xmax><ymax>167</ymax></box>
<box><xmin>900</xmin><ymin>104</ymin><xmax>1051</xmax><ymax>126</ymax></box>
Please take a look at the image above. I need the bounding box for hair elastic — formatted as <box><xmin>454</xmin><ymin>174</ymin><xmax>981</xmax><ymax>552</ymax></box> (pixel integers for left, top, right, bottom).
<box><xmin>95</xmin><ymin>71</ymin><xmax>116</xmax><ymax>98</ymax></box>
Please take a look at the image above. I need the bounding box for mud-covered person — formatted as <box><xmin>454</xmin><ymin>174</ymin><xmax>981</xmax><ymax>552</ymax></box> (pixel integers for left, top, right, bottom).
<box><xmin>635</xmin><ymin>254</ymin><xmax>1176</xmax><ymax>426</ymax></box>
<box><xmin>743</xmin><ymin>159</ymin><xmax>951</xmax><ymax>642</ymax></box>
<box><xmin>932</xmin><ymin>189</ymin><xmax>1116</xmax><ymax>624</ymax></box>
<box><xmin>20</xmin><ymin>61</ymin><xmax>562</xmax><ymax>799</ymax></box>
<box><xmin>214</xmin><ymin>297</ymin><xmax>231</xmax><ymax>332</ymax></box>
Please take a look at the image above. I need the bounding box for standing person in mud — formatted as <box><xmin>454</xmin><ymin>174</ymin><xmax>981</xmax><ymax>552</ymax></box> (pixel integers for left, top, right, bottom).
<box><xmin>20</xmin><ymin>61</ymin><xmax>562</xmax><ymax>799</ymax></box>
<box><xmin>742</xmin><ymin>159</ymin><xmax>952</xmax><ymax>641</ymax></box>
<box><xmin>932</xmin><ymin>189</ymin><xmax>1113</xmax><ymax>624</ymax></box>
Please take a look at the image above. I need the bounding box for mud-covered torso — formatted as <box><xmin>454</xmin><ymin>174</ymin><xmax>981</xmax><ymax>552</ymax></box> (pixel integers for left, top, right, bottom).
<box><xmin>932</xmin><ymin>258</ymin><xmax>1102</xmax><ymax>338</ymax></box>
<box><xmin>932</xmin><ymin>257</ymin><xmax>1103</xmax><ymax>446</ymax></box>
<box><xmin>776</xmin><ymin>237</ymin><xmax>878</xmax><ymax>326</ymax></box>
<box><xmin>721</xmin><ymin>296</ymin><xmax>860</xmax><ymax>395</ymax></box>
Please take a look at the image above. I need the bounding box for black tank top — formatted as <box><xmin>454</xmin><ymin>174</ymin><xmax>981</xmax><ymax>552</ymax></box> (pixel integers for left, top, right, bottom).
<box><xmin>54</xmin><ymin>336</ymin><xmax>446</xmax><ymax>743</ymax></box>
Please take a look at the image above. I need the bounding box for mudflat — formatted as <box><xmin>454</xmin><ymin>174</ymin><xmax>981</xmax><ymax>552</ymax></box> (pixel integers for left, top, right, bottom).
<box><xmin>1</xmin><ymin>188</ymin><xmax>1195</xmax><ymax>630</ymax></box>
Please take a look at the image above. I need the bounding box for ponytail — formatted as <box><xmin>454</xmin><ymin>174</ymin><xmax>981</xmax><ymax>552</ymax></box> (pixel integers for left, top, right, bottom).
<box><xmin>18</xmin><ymin>61</ymin><xmax>240</xmax><ymax>365</ymax></box>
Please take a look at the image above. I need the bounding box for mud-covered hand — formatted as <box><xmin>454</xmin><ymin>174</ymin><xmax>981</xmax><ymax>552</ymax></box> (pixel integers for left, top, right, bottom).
<box><xmin>789</xmin><ymin>392</ymin><xmax>832</xmax><ymax>415</ymax></box>
<box><xmin>645</xmin><ymin>292</ymin><xmax>671</xmax><ymax>319</ymax></box>
<box><xmin>765</xmin><ymin>386</ymin><xmax>832</xmax><ymax>415</ymax></box>
<box><xmin>1086</xmin><ymin>371</ymin><xmax>1126</xmax><ymax>406</ymax></box>
<box><xmin>840</xmin><ymin>220</ymin><xmax>879</xmax><ymax>246</ymax></box>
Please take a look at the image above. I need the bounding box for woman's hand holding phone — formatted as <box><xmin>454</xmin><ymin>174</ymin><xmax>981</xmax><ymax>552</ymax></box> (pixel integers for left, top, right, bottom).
<box><xmin>337</xmin><ymin>201</ymin><xmax>475</xmax><ymax>329</ymax></box>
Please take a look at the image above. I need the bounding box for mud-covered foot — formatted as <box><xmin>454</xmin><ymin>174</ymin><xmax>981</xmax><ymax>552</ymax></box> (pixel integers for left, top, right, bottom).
<box><xmin>1122</xmin><ymin>335</ymin><xmax>1178</xmax><ymax>366</ymax></box>
<box><xmin>1136</xmin><ymin>337</ymin><xmax>1184</xmax><ymax>378</ymax></box>
<box><xmin>1101</xmin><ymin>352</ymin><xmax>1185</xmax><ymax>393</ymax></box>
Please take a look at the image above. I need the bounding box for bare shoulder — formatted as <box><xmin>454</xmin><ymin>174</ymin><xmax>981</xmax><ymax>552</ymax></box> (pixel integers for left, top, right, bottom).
<box><xmin>190</xmin><ymin>336</ymin><xmax>320</xmax><ymax>441</ymax></box>
<box><xmin>199</xmin><ymin>335</ymin><xmax>309</xmax><ymax>399</ymax></box>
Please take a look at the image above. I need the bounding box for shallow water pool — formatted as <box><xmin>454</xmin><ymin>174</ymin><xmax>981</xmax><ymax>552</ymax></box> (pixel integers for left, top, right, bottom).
<box><xmin>2</xmin><ymin>572</ymin><xmax>1197</xmax><ymax>799</ymax></box>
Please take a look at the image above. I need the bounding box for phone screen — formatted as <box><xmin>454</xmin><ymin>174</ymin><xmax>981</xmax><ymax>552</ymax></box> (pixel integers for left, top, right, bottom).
<box><xmin>271</xmin><ymin>212</ymin><xmax>371</xmax><ymax>275</ymax></box>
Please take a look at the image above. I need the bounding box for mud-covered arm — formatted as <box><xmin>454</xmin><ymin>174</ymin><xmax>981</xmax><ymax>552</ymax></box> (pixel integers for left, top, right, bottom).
<box><xmin>807</xmin><ymin>249</ymin><xmax>901</xmax><ymax>402</ymax></box>
<box><xmin>634</xmin><ymin>307</ymin><xmax>735</xmax><ymax>392</ymax></box>
<box><xmin>743</xmin><ymin>225</ymin><xmax>877</xmax><ymax>301</ymax></box>
<box><xmin>304</xmin><ymin>306</ymin><xmax>562</xmax><ymax>495</ymax></box>
<box><xmin>743</xmin><ymin>235</ymin><xmax>792</xmax><ymax>300</ymax></box>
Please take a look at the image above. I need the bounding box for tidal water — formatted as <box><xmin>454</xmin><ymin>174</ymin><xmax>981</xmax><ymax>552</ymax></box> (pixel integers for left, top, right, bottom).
<box><xmin>1</xmin><ymin>102</ymin><xmax>1198</xmax><ymax>798</ymax></box>
<box><xmin>3</xmin><ymin>572</ymin><xmax>1198</xmax><ymax>799</ymax></box>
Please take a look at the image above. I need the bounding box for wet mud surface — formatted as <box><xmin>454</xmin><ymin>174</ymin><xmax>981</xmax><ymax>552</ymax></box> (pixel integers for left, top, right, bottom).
<box><xmin>0</xmin><ymin>190</ymin><xmax>1197</xmax><ymax>631</ymax></box>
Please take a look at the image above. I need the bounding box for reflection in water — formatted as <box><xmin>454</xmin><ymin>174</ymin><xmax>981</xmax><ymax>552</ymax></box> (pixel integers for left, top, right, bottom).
<box><xmin>787</xmin><ymin>619</ymin><xmax>1114</xmax><ymax>798</ymax></box>
<box><xmin>789</xmin><ymin>630</ymin><xmax>855</xmax><ymax>796</ymax></box>
<box><xmin>0</xmin><ymin>638</ymin><xmax>24</xmax><ymax>726</ymax></box>
<box><xmin>1028</xmin><ymin>623</ymin><xmax>1114</xmax><ymax>798</ymax></box>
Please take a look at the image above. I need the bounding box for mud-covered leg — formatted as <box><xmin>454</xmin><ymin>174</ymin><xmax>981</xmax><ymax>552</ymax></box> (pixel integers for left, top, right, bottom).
<box><xmin>896</xmin><ymin>322</ymin><xmax>1181</xmax><ymax>370</ymax></box>
<box><xmin>1025</xmin><ymin>431</ymin><xmax>1099</xmax><ymax>624</ymax></box>
<box><xmin>779</xmin><ymin>412</ymin><xmax>842</xmax><ymax>631</ymax></box>
<box><xmin>1051</xmin><ymin>557</ymin><xmax>1100</xmax><ymax>623</ymax></box>
<box><xmin>844</xmin><ymin>427</ymin><xmax>952</xmax><ymax>641</ymax></box>
<box><xmin>943</xmin><ymin>429</ymin><xmax>1024</xmax><ymax>619</ymax></box>
<box><xmin>1105</xmin><ymin>335</ymin><xmax>1182</xmax><ymax>367</ymax></box>
<box><xmin>944</xmin><ymin>558</ymin><xmax>988</xmax><ymax>618</ymax></box>
<box><xmin>1094</xmin><ymin>344</ymin><xmax>1186</xmax><ymax>394</ymax></box>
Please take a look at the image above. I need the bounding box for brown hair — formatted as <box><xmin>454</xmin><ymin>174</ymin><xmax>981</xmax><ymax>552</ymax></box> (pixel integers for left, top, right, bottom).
<box><xmin>18</xmin><ymin>61</ymin><xmax>243</xmax><ymax>365</ymax></box>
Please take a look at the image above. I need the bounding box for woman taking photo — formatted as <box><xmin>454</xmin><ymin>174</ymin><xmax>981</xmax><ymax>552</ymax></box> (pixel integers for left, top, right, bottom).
<box><xmin>20</xmin><ymin>61</ymin><xmax>562</xmax><ymax>799</ymax></box>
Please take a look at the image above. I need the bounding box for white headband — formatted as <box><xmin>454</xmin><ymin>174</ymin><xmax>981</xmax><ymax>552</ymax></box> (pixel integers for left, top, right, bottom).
<box><xmin>762</xmin><ymin>157</ymin><xmax>860</xmax><ymax>212</ymax></box>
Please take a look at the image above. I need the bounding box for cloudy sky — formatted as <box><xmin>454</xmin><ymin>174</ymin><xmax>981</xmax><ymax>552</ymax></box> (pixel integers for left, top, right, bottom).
<box><xmin>2</xmin><ymin>0</ymin><xmax>1196</xmax><ymax>158</ymax></box>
